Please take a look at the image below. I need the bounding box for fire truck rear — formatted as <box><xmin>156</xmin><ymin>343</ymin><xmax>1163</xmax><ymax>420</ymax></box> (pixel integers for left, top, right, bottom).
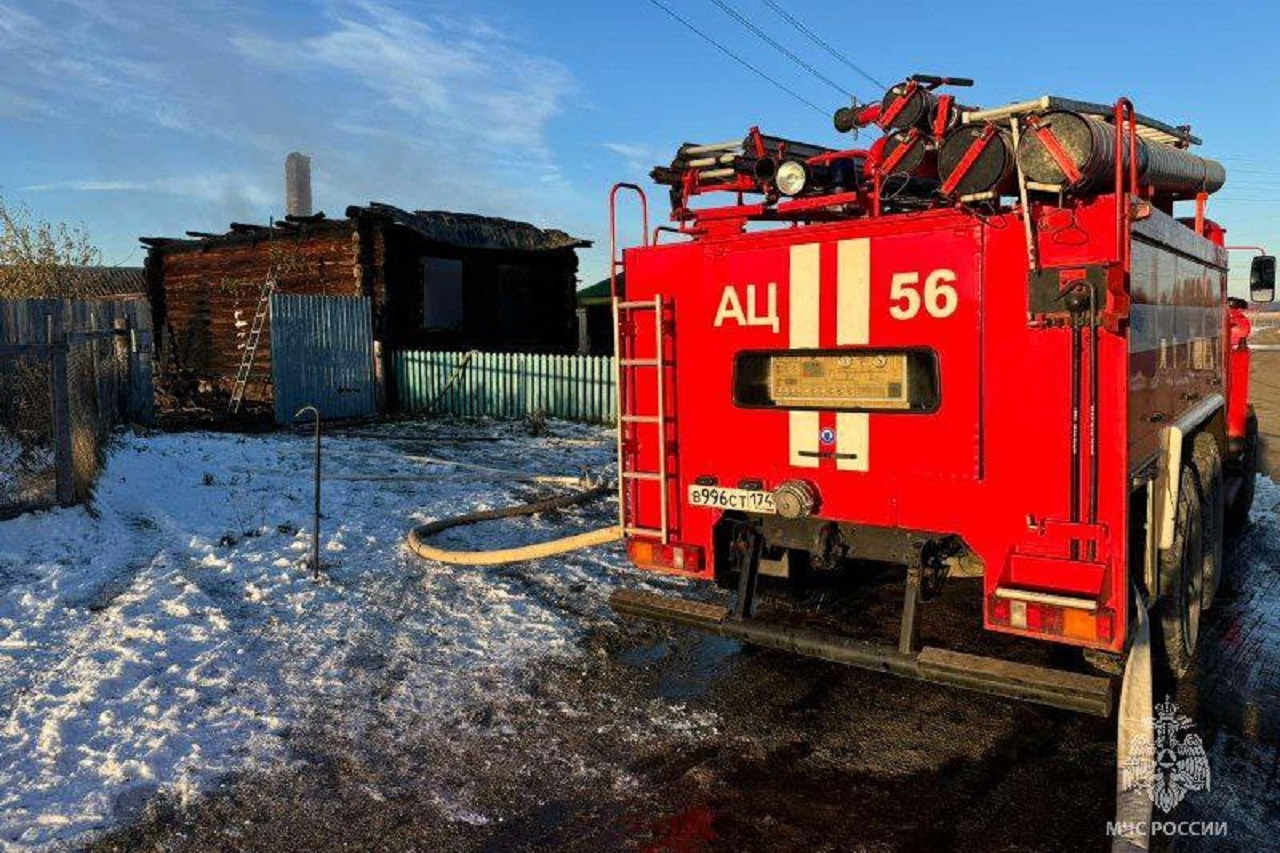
<box><xmin>607</xmin><ymin>76</ymin><xmax>1277</xmax><ymax>716</ymax></box>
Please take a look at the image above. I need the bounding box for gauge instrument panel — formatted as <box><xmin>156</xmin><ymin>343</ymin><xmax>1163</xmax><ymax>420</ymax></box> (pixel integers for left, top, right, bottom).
<box><xmin>733</xmin><ymin>349</ymin><xmax>939</xmax><ymax>412</ymax></box>
<box><xmin>768</xmin><ymin>353</ymin><xmax>910</xmax><ymax>409</ymax></box>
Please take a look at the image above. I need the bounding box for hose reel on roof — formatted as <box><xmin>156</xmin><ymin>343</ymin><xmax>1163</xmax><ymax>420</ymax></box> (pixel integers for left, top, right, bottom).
<box><xmin>1015</xmin><ymin>110</ymin><xmax>1226</xmax><ymax>195</ymax></box>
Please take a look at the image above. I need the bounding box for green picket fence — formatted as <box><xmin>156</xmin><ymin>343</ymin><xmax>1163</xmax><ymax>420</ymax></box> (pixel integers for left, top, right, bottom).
<box><xmin>392</xmin><ymin>351</ymin><xmax>617</xmax><ymax>423</ymax></box>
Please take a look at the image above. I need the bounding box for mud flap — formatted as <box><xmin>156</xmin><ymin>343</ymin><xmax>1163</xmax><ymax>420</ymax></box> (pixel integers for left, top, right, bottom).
<box><xmin>1112</xmin><ymin>588</ymin><xmax>1153</xmax><ymax>852</ymax></box>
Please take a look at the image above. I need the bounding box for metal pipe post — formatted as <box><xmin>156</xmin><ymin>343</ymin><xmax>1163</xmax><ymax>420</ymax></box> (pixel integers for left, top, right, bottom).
<box><xmin>295</xmin><ymin>405</ymin><xmax>321</xmax><ymax>579</ymax></box>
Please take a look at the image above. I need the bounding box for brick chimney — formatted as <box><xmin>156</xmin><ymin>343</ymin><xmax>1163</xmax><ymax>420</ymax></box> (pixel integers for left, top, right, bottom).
<box><xmin>285</xmin><ymin>152</ymin><xmax>312</xmax><ymax>217</ymax></box>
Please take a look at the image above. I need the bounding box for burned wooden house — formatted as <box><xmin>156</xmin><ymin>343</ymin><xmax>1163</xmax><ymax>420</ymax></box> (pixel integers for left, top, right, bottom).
<box><xmin>141</xmin><ymin>203</ymin><xmax>589</xmax><ymax>413</ymax></box>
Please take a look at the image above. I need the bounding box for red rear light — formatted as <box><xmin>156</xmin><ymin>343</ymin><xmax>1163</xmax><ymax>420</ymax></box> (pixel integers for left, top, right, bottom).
<box><xmin>988</xmin><ymin>596</ymin><xmax>1011</xmax><ymax>626</ymax></box>
<box><xmin>1095</xmin><ymin>608</ymin><xmax>1115</xmax><ymax>643</ymax></box>
<box><xmin>1027</xmin><ymin>603</ymin><xmax>1063</xmax><ymax>636</ymax></box>
<box><xmin>628</xmin><ymin>539</ymin><xmax>704</xmax><ymax>574</ymax></box>
<box><xmin>990</xmin><ymin>593</ymin><xmax>1109</xmax><ymax>644</ymax></box>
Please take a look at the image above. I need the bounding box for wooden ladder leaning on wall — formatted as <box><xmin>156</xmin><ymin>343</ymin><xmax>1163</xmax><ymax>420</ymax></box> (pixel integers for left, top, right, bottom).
<box><xmin>228</xmin><ymin>278</ymin><xmax>276</xmax><ymax>414</ymax></box>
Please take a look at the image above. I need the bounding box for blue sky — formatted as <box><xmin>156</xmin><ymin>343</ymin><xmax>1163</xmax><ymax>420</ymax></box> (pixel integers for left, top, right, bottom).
<box><xmin>1</xmin><ymin>0</ymin><xmax>1277</xmax><ymax>292</ymax></box>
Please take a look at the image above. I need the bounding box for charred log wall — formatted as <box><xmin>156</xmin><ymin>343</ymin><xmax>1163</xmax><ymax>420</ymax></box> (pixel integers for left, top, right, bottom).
<box><xmin>151</xmin><ymin>226</ymin><xmax>359</xmax><ymax>402</ymax></box>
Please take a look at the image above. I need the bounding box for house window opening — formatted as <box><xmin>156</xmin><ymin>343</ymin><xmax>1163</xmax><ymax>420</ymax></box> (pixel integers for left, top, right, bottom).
<box><xmin>423</xmin><ymin>257</ymin><xmax>464</xmax><ymax>330</ymax></box>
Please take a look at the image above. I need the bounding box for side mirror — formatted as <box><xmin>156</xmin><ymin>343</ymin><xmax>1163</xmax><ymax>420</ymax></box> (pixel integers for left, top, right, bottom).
<box><xmin>1251</xmin><ymin>255</ymin><xmax>1276</xmax><ymax>303</ymax></box>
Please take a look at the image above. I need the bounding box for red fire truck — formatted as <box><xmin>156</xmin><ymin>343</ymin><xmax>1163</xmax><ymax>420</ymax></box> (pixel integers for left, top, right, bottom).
<box><xmin>607</xmin><ymin>77</ymin><xmax>1276</xmax><ymax>716</ymax></box>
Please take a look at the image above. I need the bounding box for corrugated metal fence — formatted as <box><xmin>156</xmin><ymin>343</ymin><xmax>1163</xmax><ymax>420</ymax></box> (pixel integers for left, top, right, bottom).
<box><xmin>269</xmin><ymin>294</ymin><xmax>376</xmax><ymax>424</ymax></box>
<box><xmin>393</xmin><ymin>351</ymin><xmax>616</xmax><ymax>423</ymax></box>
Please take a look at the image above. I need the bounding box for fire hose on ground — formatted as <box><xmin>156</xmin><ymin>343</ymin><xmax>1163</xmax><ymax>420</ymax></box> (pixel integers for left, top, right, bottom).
<box><xmin>405</xmin><ymin>477</ymin><xmax>622</xmax><ymax>566</ymax></box>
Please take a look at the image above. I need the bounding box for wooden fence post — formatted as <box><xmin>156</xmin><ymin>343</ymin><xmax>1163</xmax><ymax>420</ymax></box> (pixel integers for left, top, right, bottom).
<box><xmin>129</xmin><ymin>305</ymin><xmax>156</xmax><ymax>426</ymax></box>
<box><xmin>47</xmin><ymin>308</ymin><xmax>74</xmax><ymax>507</ymax></box>
<box><xmin>88</xmin><ymin>310</ymin><xmax>102</xmax><ymax>432</ymax></box>
<box><xmin>114</xmin><ymin>315</ymin><xmax>130</xmax><ymax>420</ymax></box>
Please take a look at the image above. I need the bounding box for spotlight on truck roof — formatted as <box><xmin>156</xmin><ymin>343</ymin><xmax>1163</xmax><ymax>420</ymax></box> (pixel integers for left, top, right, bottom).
<box><xmin>776</xmin><ymin>160</ymin><xmax>808</xmax><ymax>196</ymax></box>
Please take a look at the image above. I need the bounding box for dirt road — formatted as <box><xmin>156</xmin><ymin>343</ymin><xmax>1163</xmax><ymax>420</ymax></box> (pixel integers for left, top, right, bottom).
<box><xmin>93</xmin><ymin>500</ymin><xmax>1280</xmax><ymax>852</ymax></box>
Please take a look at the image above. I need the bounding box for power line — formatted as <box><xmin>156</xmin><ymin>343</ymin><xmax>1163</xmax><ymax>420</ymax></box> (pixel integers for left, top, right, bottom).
<box><xmin>759</xmin><ymin>0</ymin><xmax>885</xmax><ymax>91</ymax></box>
<box><xmin>106</xmin><ymin>246</ymin><xmax>140</xmax><ymax>268</ymax></box>
<box><xmin>645</xmin><ymin>0</ymin><xmax>829</xmax><ymax>117</ymax></box>
<box><xmin>707</xmin><ymin>0</ymin><xmax>854</xmax><ymax>98</ymax></box>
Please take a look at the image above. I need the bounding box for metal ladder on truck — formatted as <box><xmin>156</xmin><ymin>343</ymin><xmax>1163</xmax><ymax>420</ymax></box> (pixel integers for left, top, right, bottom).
<box><xmin>610</xmin><ymin>183</ymin><xmax>672</xmax><ymax>544</ymax></box>
<box><xmin>228</xmin><ymin>278</ymin><xmax>276</xmax><ymax>413</ymax></box>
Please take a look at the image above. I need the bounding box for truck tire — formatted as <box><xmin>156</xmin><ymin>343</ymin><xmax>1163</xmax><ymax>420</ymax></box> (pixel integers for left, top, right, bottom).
<box><xmin>1226</xmin><ymin>407</ymin><xmax>1258</xmax><ymax>532</ymax></box>
<box><xmin>1192</xmin><ymin>433</ymin><xmax>1225</xmax><ymax>611</ymax></box>
<box><xmin>1156</xmin><ymin>464</ymin><xmax>1203</xmax><ymax>681</ymax></box>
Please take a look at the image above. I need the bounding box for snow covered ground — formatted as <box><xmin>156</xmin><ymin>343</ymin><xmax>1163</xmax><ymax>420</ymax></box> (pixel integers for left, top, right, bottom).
<box><xmin>0</xmin><ymin>420</ymin><xmax>676</xmax><ymax>850</ymax></box>
<box><xmin>6</xmin><ymin>421</ymin><xmax>1275</xmax><ymax>851</ymax></box>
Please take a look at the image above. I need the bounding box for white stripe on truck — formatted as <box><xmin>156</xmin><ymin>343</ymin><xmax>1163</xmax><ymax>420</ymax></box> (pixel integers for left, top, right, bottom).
<box><xmin>836</xmin><ymin>238</ymin><xmax>870</xmax><ymax>472</ymax></box>
<box><xmin>789</xmin><ymin>411</ymin><xmax>820</xmax><ymax>468</ymax></box>
<box><xmin>789</xmin><ymin>243</ymin><xmax>821</xmax><ymax>468</ymax></box>
<box><xmin>789</xmin><ymin>243</ymin><xmax>821</xmax><ymax>346</ymax></box>
<box><xmin>836</xmin><ymin>239</ymin><xmax>870</xmax><ymax>345</ymax></box>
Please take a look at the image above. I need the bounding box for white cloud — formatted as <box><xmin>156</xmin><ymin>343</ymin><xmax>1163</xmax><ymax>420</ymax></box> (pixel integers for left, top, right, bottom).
<box><xmin>603</xmin><ymin>142</ymin><xmax>663</xmax><ymax>175</ymax></box>
<box><xmin>604</xmin><ymin>143</ymin><xmax>655</xmax><ymax>161</ymax></box>
<box><xmin>0</xmin><ymin>1</ymin><xmax>576</xmax><ymax>163</ymax></box>
<box><xmin>23</xmin><ymin>180</ymin><xmax>146</xmax><ymax>192</ymax></box>
<box><xmin>0</xmin><ymin>1</ymin><xmax>596</xmax><ymax>261</ymax></box>
<box><xmin>0</xmin><ymin>83</ymin><xmax>53</xmax><ymax>119</ymax></box>
<box><xmin>0</xmin><ymin>1</ymin><xmax>176</xmax><ymax>123</ymax></box>
<box><xmin>233</xmin><ymin>2</ymin><xmax>573</xmax><ymax>154</ymax></box>
<box><xmin>23</xmin><ymin>175</ymin><xmax>277</xmax><ymax>209</ymax></box>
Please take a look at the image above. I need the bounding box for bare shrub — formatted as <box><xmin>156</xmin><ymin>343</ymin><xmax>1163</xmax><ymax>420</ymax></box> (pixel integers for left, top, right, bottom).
<box><xmin>0</xmin><ymin>195</ymin><xmax>110</xmax><ymax>511</ymax></box>
<box><xmin>0</xmin><ymin>195</ymin><xmax>102</xmax><ymax>298</ymax></box>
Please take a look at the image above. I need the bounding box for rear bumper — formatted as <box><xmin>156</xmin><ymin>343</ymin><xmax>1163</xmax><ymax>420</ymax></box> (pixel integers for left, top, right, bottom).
<box><xmin>610</xmin><ymin>588</ymin><xmax>1115</xmax><ymax>716</ymax></box>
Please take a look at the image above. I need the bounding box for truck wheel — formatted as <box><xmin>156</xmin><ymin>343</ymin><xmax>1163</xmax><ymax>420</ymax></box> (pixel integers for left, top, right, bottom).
<box><xmin>1226</xmin><ymin>408</ymin><xmax>1258</xmax><ymax>533</ymax></box>
<box><xmin>1156</xmin><ymin>464</ymin><xmax>1203</xmax><ymax>681</ymax></box>
<box><xmin>1192</xmin><ymin>433</ymin><xmax>1225</xmax><ymax>611</ymax></box>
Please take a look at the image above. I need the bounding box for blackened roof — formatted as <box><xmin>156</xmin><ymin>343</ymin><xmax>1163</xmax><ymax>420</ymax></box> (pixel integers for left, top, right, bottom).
<box><xmin>140</xmin><ymin>203</ymin><xmax>590</xmax><ymax>254</ymax></box>
<box><xmin>139</xmin><ymin>213</ymin><xmax>348</xmax><ymax>253</ymax></box>
<box><xmin>347</xmin><ymin>203</ymin><xmax>591</xmax><ymax>251</ymax></box>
